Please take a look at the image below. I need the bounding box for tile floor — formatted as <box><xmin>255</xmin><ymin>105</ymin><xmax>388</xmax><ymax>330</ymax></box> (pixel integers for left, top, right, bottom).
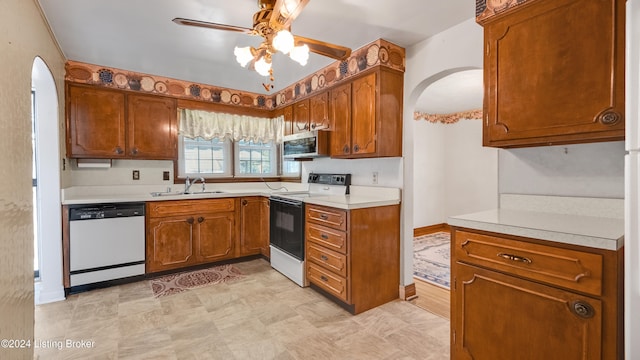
<box><xmin>34</xmin><ymin>259</ymin><xmax>450</xmax><ymax>359</ymax></box>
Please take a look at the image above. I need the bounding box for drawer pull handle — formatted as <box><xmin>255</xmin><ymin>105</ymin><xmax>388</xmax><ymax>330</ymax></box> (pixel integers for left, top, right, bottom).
<box><xmin>572</xmin><ymin>301</ymin><xmax>595</xmax><ymax>319</ymax></box>
<box><xmin>320</xmin><ymin>214</ymin><xmax>328</xmax><ymax>220</ymax></box>
<box><xmin>321</xmin><ymin>234</ymin><xmax>329</xmax><ymax>240</ymax></box>
<box><xmin>497</xmin><ymin>253</ymin><xmax>532</xmax><ymax>264</ymax></box>
<box><xmin>320</xmin><ymin>275</ymin><xmax>328</xmax><ymax>282</ymax></box>
<box><xmin>320</xmin><ymin>255</ymin><xmax>329</xmax><ymax>261</ymax></box>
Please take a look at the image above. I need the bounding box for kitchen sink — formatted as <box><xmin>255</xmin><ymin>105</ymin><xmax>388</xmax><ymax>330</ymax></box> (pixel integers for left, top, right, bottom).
<box><xmin>150</xmin><ymin>190</ymin><xmax>226</xmax><ymax>197</ymax></box>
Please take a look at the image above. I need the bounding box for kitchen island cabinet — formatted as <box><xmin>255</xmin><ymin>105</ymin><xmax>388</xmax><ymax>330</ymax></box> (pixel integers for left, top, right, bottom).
<box><xmin>305</xmin><ymin>203</ymin><xmax>400</xmax><ymax>314</ymax></box>
<box><xmin>478</xmin><ymin>0</ymin><xmax>625</xmax><ymax>147</ymax></box>
<box><xmin>450</xmin><ymin>227</ymin><xmax>623</xmax><ymax>359</ymax></box>
<box><xmin>146</xmin><ymin>198</ymin><xmax>239</xmax><ymax>273</ymax></box>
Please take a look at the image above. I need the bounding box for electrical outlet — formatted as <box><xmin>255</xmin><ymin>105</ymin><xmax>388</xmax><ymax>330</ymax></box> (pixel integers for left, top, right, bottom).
<box><xmin>372</xmin><ymin>171</ymin><xmax>378</xmax><ymax>184</ymax></box>
<box><xmin>163</xmin><ymin>171</ymin><xmax>170</xmax><ymax>181</ymax></box>
<box><xmin>132</xmin><ymin>170</ymin><xmax>140</xmax><ymax>180</ymax></box>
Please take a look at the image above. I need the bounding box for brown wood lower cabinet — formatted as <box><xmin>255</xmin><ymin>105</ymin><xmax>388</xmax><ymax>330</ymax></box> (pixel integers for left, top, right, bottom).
<box><xmin>239</xmin><ymin>196</ymin><xmax>270</xmax><ymax>258</ymax></box>
<box><xmin>305</xmin><ymin>203</ymin><xmax>400</xmax><ymax>314</ymax></box>
<box><xmin>146</xmin><ymin>198</ymin><xmax>239</xmax><ymax>273</ymax></box>
<box><xmin>451</xmin><ymin>228</ymin><xmax>623</xmax><ymax>360</ymax></box>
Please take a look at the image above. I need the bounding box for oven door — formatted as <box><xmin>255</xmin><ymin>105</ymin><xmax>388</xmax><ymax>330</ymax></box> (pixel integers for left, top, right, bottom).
<box><xmin>269</xmin><ymin>197</ymin><xmax>305</xmax><ymax>260</ymax></box>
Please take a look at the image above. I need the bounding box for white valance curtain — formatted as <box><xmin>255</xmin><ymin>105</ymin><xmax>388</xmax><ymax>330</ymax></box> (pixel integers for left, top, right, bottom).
<box><xmin>179</xmin><ymin>108</ymin><xmax>283</xmax><ymax>144</ymax></box>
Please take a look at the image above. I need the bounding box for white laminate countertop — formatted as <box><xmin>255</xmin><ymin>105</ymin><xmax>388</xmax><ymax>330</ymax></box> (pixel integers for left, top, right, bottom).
<box><xmin>61</xmin><ymin>184</ymin><xmax>401</xmax><ymax>210</ymax></box>
<box><xmin>449</xmin><ymin>206</ymin><xmax>624</xmax><ymax>251</ymax></box>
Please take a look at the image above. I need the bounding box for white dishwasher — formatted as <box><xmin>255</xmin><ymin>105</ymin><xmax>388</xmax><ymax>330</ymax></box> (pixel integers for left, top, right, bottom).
<box><xmin>68</xmin><ymin>203</ymin><xmax>145</xmax><ymax>290</ymax></box>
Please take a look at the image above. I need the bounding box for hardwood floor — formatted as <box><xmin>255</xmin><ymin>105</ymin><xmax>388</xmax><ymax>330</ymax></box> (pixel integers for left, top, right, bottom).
<box><xmin>410</xmin><ymin>278</ymin><xmax>450</xmax><ymax>319</ymax></box>
<box><xmin>410</xmin><ymin>224</ymin><xmax>451</xmax><ymax>319</ymax></box>
<box><xmin>35</xmin><ymin>259</ymin><xmax>450</xmax><ymax>359</ymax></box>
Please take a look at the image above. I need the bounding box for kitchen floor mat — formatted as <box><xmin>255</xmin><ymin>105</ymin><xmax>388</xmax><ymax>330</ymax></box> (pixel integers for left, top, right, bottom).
<box><xmin>150</xmin><ymin>264</ymin><xmax>245</xmax><ymax>298</ymax></box>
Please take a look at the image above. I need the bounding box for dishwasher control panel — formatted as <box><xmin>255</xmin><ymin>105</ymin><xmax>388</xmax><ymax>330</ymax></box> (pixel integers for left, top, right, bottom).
<box><xmin>69</xmin><ymin>203</ymin><xmax>145</xmax><ymax>220</ymax></box>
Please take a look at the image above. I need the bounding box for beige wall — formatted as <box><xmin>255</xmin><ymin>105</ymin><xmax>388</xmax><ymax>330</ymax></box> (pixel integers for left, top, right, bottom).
<box><xmin>0</xmin><ymin>0</ymin><xmax>65</xmax><ymax>358</ymax></box>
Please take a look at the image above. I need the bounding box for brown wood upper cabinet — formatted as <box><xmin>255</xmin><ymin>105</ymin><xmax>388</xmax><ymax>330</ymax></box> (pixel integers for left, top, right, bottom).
<box><xmin>479</xmin><ymin>0</ymin><xmax>625</xmax><ymax>148</ymax></box>
<box><xmin>66</xmin><ymin>83</ymin><xmax>177</xmax><ymax>159</ymax></box>
<box><xmin>309</xmin><ymin>91</ymin><xmax>330</xmax><ymax>130</ymax></box>
<box><xmin>329</xmin><ymin>69</ymin><xmax>403</xmax><ymax>158</ymax></box>
<box><xmin>127</xmin><ymin>94</ymin><xmax>177</xmax><ymax>159</ymax></box>
<box><xmin>66</xmin><ymin>84</ymin><xmax>126</xmax><ymax>158</ymax></box>
<box><xmin>293</xmin><ymin>99</ymin><xmax>310</xmax><ymax>133</ymax></box>
<box><xmin>282</xmin><ymin>105</ymin><xmax>294</xmax><ymax>136</ymax></box>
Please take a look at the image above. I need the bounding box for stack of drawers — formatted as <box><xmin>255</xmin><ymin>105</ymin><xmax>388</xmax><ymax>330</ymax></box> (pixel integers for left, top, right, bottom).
<box><xmin>305</xmin><ymin>204</ymin><xmax>350</xmax><ymax>302</ymax></box>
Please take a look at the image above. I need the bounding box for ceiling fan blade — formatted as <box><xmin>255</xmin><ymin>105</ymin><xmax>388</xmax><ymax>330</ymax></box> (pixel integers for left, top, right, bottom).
<box><xmin>172</xmin><ymin>18</ymin><xmax>254</xmax><ymax>34</ymax></box>
<box><xmin>294</xmin><ymin>35</ymin><xmax>352</xmax><ymax>60</ymax></box>
<box><xmin>270</xmin><ymin>0</ymin><xmax>310</xmax><ymax>29</ymax></box>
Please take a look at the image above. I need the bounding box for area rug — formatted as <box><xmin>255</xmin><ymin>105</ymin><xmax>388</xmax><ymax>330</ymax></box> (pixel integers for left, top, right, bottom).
<box><xmin>150</xmin><ymin>264</ymin><xmax>245</xmax><ymax>298</ymax></box>
<box><xmin>414</xmin><ymin>232</ymin><xmax>450</xmax><ymax>289</ymax></box>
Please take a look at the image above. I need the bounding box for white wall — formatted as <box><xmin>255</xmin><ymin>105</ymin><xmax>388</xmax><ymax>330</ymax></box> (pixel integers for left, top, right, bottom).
<box><xmin>499</xmin><ymin>141</ymin><xmax>625</xmax><ymax>198</ymax></box>
<box><xmin>302</xmin><ymin>157</ymin><xmax>403</xmax><ymax>188</ymax></box>
<box><xmin>402</xmin><ymin>17</ymin><xmax>484</xmax><ymax>286</ymax></box>
<box><xmin>69</xmin><ymin>159</ymin><xmax>174</xmax><ymax>186</ymax></box>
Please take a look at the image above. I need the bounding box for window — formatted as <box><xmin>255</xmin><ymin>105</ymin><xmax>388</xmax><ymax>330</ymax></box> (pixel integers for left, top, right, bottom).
<box><xmin>235</xmin><ymin>140</ymin><xmax>277</xmax><ymax>177</ymax></box>
<box><xmin>281</xmin><ymin>158</ymin><xmax>301</xmax><ymax>178</ymax></box>
<box><xmin>178</xmin><ymin>136</ymin><xmax>232</xmax><ymax>178</ymax></box>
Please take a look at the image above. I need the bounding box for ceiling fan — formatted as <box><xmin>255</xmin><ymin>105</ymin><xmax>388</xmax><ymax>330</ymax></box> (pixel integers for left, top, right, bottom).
<box><xmin>173</xmin><ymin>0</ymin><xmax>352</xmax><ymax>91</ymax></box>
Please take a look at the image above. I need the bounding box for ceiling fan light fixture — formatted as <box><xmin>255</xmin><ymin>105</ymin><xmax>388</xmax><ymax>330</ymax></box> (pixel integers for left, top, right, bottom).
<box><xmin>272</xmin><ymin>29</ymin><xmax>294</xmax><ymax>54</ymax></box>
<box><xmin>255</xmin><ymin>56</ymin><xmax>272</xmax><ymax>76</ymax></box>
<box><xmin>289</xmin><ymin>44</ymin><xmax>309</xmax><ymax>66</ymax></box>
<box><xmin>234</xmin><ymin>46</ymin><xmax>254</xmax><ymax>67</ymax></box>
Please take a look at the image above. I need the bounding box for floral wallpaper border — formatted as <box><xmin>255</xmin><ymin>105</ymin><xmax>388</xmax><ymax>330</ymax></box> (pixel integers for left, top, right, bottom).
<box><xmin>414</xmin><ymin>109</ymin><xmax>483</xmax><ymax>124</ymax></box>
<box><xmin>65</xmin><ymin>39</ymin><xmax>405</xmax><ymax>111</ymax></box>
<box><xmin>476</xmin><ymin>0</ymin><xmax>531</xmax><ymax>22</ymax></box>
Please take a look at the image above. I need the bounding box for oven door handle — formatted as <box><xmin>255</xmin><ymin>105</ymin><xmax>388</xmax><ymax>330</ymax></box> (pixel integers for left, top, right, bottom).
<box><xmin>270</xmin><ymin>198</ymin><xmax>304</xmax><ymax>207</ymax></box>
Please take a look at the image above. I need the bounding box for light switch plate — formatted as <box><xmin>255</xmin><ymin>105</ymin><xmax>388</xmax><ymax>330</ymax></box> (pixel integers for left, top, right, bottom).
<box><xmin>132</xmin><ymin>170</ymin><xmax>140</xmax><ymax>180</ymax></box>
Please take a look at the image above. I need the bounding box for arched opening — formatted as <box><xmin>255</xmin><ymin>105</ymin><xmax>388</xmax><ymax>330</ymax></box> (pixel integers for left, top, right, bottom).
<box><xmin>32</xmin><ymin>57</ymin><xmax>64</xmax><ymax>304</ymax></box>
<box><xmin>408</xmin><ymin>68</ymin><xmax>498</xmax><ymax>315</ymax></box>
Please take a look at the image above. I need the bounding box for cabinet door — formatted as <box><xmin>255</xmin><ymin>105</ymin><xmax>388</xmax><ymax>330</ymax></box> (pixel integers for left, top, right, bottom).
<box><xmin>239</xmin><ymin>197</ymin><xmax>267</xmax><ymax>256</ymax></box>
<box><xmin>283</xmin><ymin>106</ymin><xmax>294</xmax><ymax>136</ymax></box>
<box><xmin>483</xmin><ymin>0</ymin><xmax>625</xmax><ymax>147</ymax></box>
<box><xmin>452</xmin><ymin>263</ymin><xmax>602</xmax><ymax>360</ymax></box>
<box><xmin>195</xmin><ymin>213</ymin><xmax>236</xmax><ymax>262</ymax></box>
<box><xmin>329</xmin><ymin>82</ymin><xmax>352</xmax><ymax>156</ymax></box>
<box><xmin>293</xmin><ymin>99</ymin><xmax>310</xmax><ymax>133</ymax></box>
<box><xmin>146</xmin><ymin>216</ymin><xmax>195</xmax><ymax>273</ymax></box>
<box><xmin>66</xmin><ymin>85</ymin><xmax>126</xmax><ymax>158</ymax></box>
<box><xmin>309</xmin><ymin>91</ymin><xmax>330</xmax><ymax>130</ymax></box>
<box><xmin>351</xmin><ymin>73</ymin><xmax>377</xmax><ymax>156</ymax></box>
<box><xmin>127</xmin><ymin>94</ymin><xmax>177</xmax><ymax>159</ymax></box>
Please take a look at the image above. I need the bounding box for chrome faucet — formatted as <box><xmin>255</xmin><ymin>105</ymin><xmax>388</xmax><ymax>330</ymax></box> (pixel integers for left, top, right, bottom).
<box><xmin>184</xmin><ymin>176</ymin><xmax>205</xmax><ymax>193</ymax></box>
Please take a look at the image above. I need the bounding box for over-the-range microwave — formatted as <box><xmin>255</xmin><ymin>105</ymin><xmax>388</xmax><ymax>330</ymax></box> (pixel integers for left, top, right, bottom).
<box><xmin>282</xmin><ymin>130</ymin><xmax>329</xmax><ymax>159</ymax></box>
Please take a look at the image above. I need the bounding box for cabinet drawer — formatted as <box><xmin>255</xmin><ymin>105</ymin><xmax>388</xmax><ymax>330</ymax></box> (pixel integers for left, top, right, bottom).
<box><xmin>148</xmin><ymin>198</ymin><xmax>235</xmax><ymax>217</ymax></box>
<box><xmin>307</xmin><ymin>243</ymin><xmax>347</xmax><ymax>277</ymax></box>
<box><xmin>307</xmin><ymin>262</ymin><xmax>349</xmax><ymax>302</ymax></box>
<box><xmin>306</xmin><ymin>223</ymin><xmax>347</xmax><ymax>254</ymax></box>
<box><xmin>306</xmin><ymin>205</ymin><xmax>347</xmax><ymax>231</ymax></box>
<box><xmin>454</xmin><ymin>230</ymin><xmax>603</xmax><ymax>296</ymax></box>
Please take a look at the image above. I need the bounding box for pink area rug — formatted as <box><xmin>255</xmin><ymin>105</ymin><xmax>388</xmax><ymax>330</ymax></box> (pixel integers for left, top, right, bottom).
<box><xmin>151</xmin><ymin>264</ymin><xmax>245</xmax><ymax>298</ymax></box>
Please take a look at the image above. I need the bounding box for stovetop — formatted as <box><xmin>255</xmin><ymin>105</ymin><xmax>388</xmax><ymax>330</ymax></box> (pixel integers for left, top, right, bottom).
<box><xmin>270</xmin><ymin>173</ymin><xmax>351</xmax><ymax>202</ymax></box>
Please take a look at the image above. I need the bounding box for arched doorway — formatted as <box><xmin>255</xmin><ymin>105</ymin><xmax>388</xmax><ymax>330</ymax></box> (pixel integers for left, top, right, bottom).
<box><xmin>32</xmin><ymin>57</ymin><xmax>64</xmax><ymax>304</ymax></box>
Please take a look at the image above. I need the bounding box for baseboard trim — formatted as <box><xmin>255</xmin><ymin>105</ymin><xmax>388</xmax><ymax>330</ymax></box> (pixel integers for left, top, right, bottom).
<box><xmin>414</xmin><ymin>223</ymin><xmax>450</xmax><ymax>237</ymax></box>
<box><xmin>400</xmin><ymin>283</ymin><xmax>417</xmax><ymax>301</ymax></box>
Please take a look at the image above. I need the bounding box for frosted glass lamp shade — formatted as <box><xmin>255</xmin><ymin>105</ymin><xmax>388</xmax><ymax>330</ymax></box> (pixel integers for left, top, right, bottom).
<box><xmin>289</xmin><ymin>44</ymin><xmax>309</xmax><ymax>66</ymax></box>
<box><xmin>234</xmin><ymin>46</ymin><xmax>253</xmax><ymax>67</ymax></box>
<box><xmin>255</xmin><ymin>56</ymin><xmax>272</xmax><ymax>76</ymax></box>
<box><xmin>273</xmin><ymin>30</ymin><xmax>294</xmax><ymax>54</ymax></box>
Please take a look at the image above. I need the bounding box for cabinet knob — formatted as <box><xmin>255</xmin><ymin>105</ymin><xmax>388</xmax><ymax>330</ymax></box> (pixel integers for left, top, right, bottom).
<box><xmin>320</xmin><ymin>234</ymin><xmax>329</xmax><ymax>240</ymax></box>
<box><xmin>320</xmin><ymin>275</ymin><xmax>328</xmax><ymax>282</ymax></box>
<box><xmin>353</xmin><ymin>144</ymin><xmax>360</xmax><ymax>153</ymax></box>
<box><xmin>131</xmin><ymin>147</ymin><xmax>139</xmax><ymax>155</ymax></box>
<box><xmin>598</xmin><ymin>110</ymin><xmax>621</xmax><ymax>126</ymax></box>
<box><xmin>197</xmin><ymin>217</ymin><xmax>204</xmax><ymax>223</ymax></box>
<box><xmin>242</xmin><ymin>199</ymin><xmax>248</xmax><ymax>206</ymax></box>
<box><xmin>311</xmin><ymin>123</ymin><xmax>316</xmax><ymax>129</ymax></box>
<box><xmin>186</xmin><ymin>217</ymin><xmax>194</xmax><ymax>224</ymax></box>
<box><xmin>114</xmin><ymin>146</ymin><xmax>123</xmax><ymax>155</ymax></box>
<box><xmin>320</xmin><ymin>214</ymin><xmax>328</xmax><ymax>220</ymax></box>
<box><xmin>343</xmin><ymin>145</ymin><xmax>349</xmax><ymax>154</ymax></box>
<box><xmin>572</xmin><ymin>301</ymin><xmax>595</xmax><ymax>319</ymax></box>
<box><xmin>320</xmin><ymin>255</ymin><xmax>329</xmax><ymax>261</ymax></box>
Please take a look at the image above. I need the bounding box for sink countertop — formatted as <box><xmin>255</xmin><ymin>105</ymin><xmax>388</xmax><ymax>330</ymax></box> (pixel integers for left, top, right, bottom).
<box><xmin>448</xmin><ymin>195</ymin><xmax>624</xmax><ymax>251</ymax></box>
<box><xmin>61</xmin><ymin>184</ymin><xmax>402</xmax><ymax>210</ymax></box>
